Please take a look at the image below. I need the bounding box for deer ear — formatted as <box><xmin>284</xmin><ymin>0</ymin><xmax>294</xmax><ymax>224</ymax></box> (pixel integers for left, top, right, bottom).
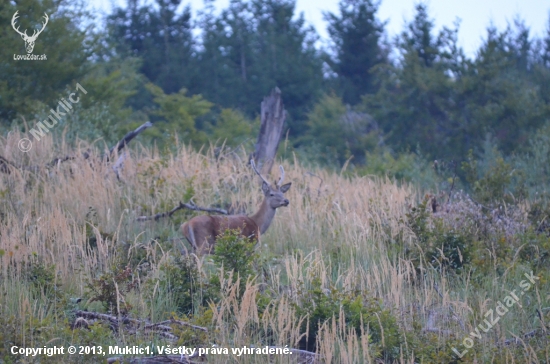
<box><xmin>279</xmin><ymin>183</ymin><xmax>291</xmax><ymax>193</ymax></box>
<box><xmin>262</xmin><ymin>181</ymin><xmax>270</xmax><ymax>194</ymax></box>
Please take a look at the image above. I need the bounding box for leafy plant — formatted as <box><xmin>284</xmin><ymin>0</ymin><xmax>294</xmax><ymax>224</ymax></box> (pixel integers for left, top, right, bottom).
<box><xmin>462</xmin><ymin>148</ymin><xmax>526</xmax><ymax>206</ymax></box>
<box><xmin>405</xmin><ymin>196</ymin><xmax>472</xmax><ymax>273</ymax></box>
<box><xmin>212</xmin><ymin>228</ymin><xmax>259</xmax><ymax>285</ymax></box>
<box><xmin>292</xmin><ymin>277</ymin><xmax>402</xmax><ymax>360</ymax></box>
<box><xmin>156</xmin><ymin>255</ymin><xmax>215</xmax><ymax>314</ymax></box>
<box><xmin>85</xmin><ymin>263</ymin><xmax>137</xmax><ymax>315</ymax></box>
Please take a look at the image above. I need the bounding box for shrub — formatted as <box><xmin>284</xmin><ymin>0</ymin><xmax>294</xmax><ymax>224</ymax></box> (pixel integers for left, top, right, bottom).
<box><xmin>405</xmin><ymin>196</ymin><xmax>473</xmax><ymax>274</ymax></box>
<box><xmin>85</xmin><ymin>263</ymin><xmax>137</xmax><ymax>315</ymax></box>
<box><xmin>156</xmin><ymin>254</ymin><xmax>215</xmax><ymax>314</ymax></box>
<box><xmin>462</xmin><ymin>148</ymin><xmax>526</xmax><ymax>206</ymax></box>
<box><xmin>212</xmin><ymin>228</ymin><xmax>259</xmax><ymax>285</ymax></box>
<box><xmin>25</xmin><ymin>259</ymin><xmax>61</xmax><ymax>301</ymax></box>
<box><xmin>292</xmin><ymin>277</ymin><xmax>402</xmax><ymax>359</ymax></box>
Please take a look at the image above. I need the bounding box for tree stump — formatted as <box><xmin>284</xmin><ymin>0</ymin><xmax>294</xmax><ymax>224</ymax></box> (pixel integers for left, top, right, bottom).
<box><xmin>253</xmin><ymin>87</ymin><xmax>286</xmax><ymax>175</ymax></box>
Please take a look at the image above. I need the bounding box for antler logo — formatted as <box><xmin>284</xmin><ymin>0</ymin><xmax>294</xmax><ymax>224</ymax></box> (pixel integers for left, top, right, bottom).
<box><xmin>11</xmin><ymin>11</ymin><xmax>49</xmax><ymax>54</ymax></box>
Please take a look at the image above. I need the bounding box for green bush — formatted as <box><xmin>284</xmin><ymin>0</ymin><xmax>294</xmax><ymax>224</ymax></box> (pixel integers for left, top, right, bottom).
<box><xmin>357</xmin><ymin>149</ymin><xmax>439</xmax><ymax>189</ymax></box>
<box><xmin>25</xmin><ymin>259</ymin><xmax>60</xmax><ymax>300</ymax></box>
<box><xmin>405</xmin><ymin>197</ymin><xmax>473</xmax><ymax>274</ymax></box>
<box><xmin>462</xmin><ymin>148</ymin><xmax>526</xmax><ymax>206</ymax></box>
<box><xmin>85</xmin><ymin>263</ymin><xmax>137</xmax><ymax>315</ymax></box>
<box><xmin>212</xmin><ymin>228</ymin><xmax>259</xmax><ymax>284</ymax></box>
<box><xmin>156</xmin><ymin>255</ymin><xmax>216</xmax><ymax>315</ymax></box>
<box><xmin>293</xmin><ymin>277</ymin><xmax>402</xmax><ymax>360</ymax></box>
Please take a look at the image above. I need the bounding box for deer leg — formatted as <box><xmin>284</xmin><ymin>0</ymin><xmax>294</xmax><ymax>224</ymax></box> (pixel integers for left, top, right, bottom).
<box><xmin>183</xmin><ymin>223</ymin><xmax>198</xmax><ymax>251</ymax></box>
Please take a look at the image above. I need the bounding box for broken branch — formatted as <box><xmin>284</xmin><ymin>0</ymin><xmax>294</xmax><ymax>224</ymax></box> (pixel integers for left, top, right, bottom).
<box><xmin>109</xmin><ymin>121</ymin><xmax>153</xmax><ymax>158</ymax></box>
<box><xmin>137</xmin><ymin>200</ymin><xmax>228</xmax><ymax>221</ymax></box>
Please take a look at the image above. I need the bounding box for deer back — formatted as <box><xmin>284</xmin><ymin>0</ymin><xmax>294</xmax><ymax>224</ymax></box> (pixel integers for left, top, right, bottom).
<box><xmin>211</xmin><ymin>215</ymin><xmax>260</xmax><ymax>240</ymax></box>
<box><xmin>182</xmin><ymin>214</ymin><xmax>259</xmax><ymax>255</ymax></box>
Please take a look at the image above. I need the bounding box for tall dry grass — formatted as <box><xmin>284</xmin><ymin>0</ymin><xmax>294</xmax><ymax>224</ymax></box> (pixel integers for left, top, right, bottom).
<box><xmin>1</xmin><ymin>131</ymin><xmax>547</xmax><ymax>363</ymax></box>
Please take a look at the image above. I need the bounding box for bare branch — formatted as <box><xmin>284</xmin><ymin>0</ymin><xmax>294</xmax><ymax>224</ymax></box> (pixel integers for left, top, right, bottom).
<box><xmin>74</xmin><ymin>310</ymin><xmax>207</xmax><ymax>341</ymax></box>
<box><xmin>305</xmin><ymin>171</ymin><xmax>323</xmax><ymax>198</ymax></box>
<box><xmin>170</xmin><ymin>318</ymin><xmax>208</xmax><ymax>332</ymax></box>
<box><xmin>109</xmin><ymin>121</ymin><xmax>153</xmax><ymax>158</ymax></box>
<box><xmin>48</xmin><ymin>149</ymin><xmax>91</xmax><ymax>167</ymax></box>
<box><xmin>75</xmin><ymin>310</ymin><xmax>119</xmax><ymax>322</ymax></box>
<box><xmin>137</xmin><ymin>200</ymin><xmax>228</xmax><ymax>221</ymax></box>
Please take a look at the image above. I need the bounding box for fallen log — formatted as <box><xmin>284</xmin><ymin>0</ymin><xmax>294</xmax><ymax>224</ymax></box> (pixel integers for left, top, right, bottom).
<box><xmin>73</xmin><ymin>310</ymin><xmax>207</xmax><ymax>339</ymax></box>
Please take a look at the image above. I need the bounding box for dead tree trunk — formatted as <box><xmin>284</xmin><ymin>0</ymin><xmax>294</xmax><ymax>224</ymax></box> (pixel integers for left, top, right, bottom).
<box><xmin>253</xmin><ymin>87</ymin><xmax>286</xmax><ymax>175</ymax></box>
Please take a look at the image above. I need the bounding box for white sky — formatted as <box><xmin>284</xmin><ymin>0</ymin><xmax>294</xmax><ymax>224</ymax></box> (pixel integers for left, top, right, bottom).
<box><xmin>89</xmin><ymin>0</ymin><xmax>550</xmax><ymax>58</ymax></box>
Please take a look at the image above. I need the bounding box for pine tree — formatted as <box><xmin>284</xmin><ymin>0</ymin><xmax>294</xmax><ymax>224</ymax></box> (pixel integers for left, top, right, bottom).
<box><xmin>250</xmin><ymin>0</ymin><xmax>323</xmax><ymax>134</ymax></box>
<box><xmin>401</xmin><ymin>3</ymin><xmax>439</xmax><ymax>67</ymax></box>
<box><xmin>197</xmin><ymin>0</ymin><xmax>323</xmax><ymax>136</ymax></box>
<box><xmin>197</xmin><ymin>0</ymin><xmax>255</xmax><ymax>113</ymax></box>
<box><xmin>324</xmin><ymin>0</ymin><xmax>387</xmax><ymax>104</ymax></box>
<box><xmin>107</xmin><ymin>0</ymin><xmax>196</xmax><ymax>95</ymax></box>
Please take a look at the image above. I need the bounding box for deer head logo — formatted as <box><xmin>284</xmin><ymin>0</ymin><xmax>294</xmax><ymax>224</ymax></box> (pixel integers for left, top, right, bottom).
<box><xmin>11</xmin><ymin>11</ymin><xmax>49</xmax><ymax>54</ymax></box>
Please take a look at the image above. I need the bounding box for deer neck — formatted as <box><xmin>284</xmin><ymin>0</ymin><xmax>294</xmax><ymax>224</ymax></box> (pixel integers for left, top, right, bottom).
<box><xmin>250</xmin><ymin>199</ymin><xmax>276</xmax><ymax>235</ymax></box>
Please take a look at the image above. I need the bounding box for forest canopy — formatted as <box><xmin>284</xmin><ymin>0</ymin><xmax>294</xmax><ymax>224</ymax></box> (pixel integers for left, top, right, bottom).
<box><xmin>2</xmin><ymin>0</ymin><xmax>550</xmax><ymax>191</ymax></box>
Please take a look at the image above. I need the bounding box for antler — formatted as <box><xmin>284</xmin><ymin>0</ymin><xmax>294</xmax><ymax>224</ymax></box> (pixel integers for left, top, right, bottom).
<box><xmin>11</xmin><ymin>11</ymin><xmax>26</xmax><ymax>37</ymax></box>
<box><xmin>11</xmin><ymin>12</ymin><xmax>48</xmax><ymax>40</ymax></box>
<box><xmin>34</xmin><ymin>13</ymin><xmax>49</xmax><ymax>38</ymax></box>
<box><xmin>277</xmin><ymin>165</ymin><xmax>285</xmax><ymax>187</ymax></box>
<box><xmin>28</xmin><ymin>13</ymin><xmax>48</xmax><ymax>40</ymax></box>
<box><xmin>250</xmin><ymin>159</ymin><xmax>270</xmax><ymax>185</ymax></box>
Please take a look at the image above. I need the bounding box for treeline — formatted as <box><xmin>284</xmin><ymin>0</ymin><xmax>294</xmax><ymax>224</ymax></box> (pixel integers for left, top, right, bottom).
<box><xmin>2</xmin><ymin>0</ymin><xmax>550</xmax><ymax>178</ymax></box>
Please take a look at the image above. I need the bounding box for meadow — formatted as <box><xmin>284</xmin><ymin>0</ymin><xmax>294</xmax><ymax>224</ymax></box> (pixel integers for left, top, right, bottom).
<box><xmin>0</xmin><ymin>131</ymin><xmax>548</xmax><ymax>363</ymax></box>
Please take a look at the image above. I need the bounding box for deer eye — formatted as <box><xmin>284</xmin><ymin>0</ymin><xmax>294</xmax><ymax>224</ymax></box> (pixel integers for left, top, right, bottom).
<box><xmin>270</xmin><ymin>193</ymin><xmax>274</xmax><ymax>197</ymax></box>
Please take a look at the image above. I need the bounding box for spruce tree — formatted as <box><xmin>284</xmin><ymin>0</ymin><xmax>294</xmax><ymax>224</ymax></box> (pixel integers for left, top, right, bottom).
<box><xmin>324</xmin><ymin>0</ymin><xmax>387</xmax><ymax>104</ymax></box>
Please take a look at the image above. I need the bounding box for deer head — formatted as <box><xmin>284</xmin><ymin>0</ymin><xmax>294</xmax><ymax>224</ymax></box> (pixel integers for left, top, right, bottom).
<box><xmin>251</xmin><ymin>159</ymin><xmax>291</xmax><ymax>209</ymax></box>
<box><xmin>12</xmin><ymin>11</ymin><xmax>49</xmax><ymax>54</ymax></box>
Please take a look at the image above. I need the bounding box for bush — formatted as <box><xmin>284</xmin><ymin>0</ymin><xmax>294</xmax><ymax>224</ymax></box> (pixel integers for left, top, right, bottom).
<box><xmin>212</xmin><ymin>228</ymin><xmax>259</xmax><ymax>285</ymax></box>
<box><xmin>85</xmin><ymin>263</ymin><xmax>137</xmax><ymax>315</ymax></box>
<box><xmin>462</xmin><ymin>148</ymin><xmax>526</xmax><ymax>206</ymax></box>
<box><xmin>156</xmin><ymin>254</ymin><xmax>215</xmax><ymax>315</ymax></box>
<box><xmin>358</xmin><ymin>148</ymin><xmax>439</xmax><ymax>189</ymax></box>
<box><xmin>293</xmin><ymin>277</ymin><xmax>401</xmax><ymax>359</ymax></box>
<box><xmin>405</xmin><ymin>196</ymin><xmax>473</xmax><ymax>274</ymax></box>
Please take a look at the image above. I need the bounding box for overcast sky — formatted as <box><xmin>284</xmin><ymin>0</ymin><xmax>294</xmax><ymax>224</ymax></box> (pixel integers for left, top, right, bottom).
<box><xmin>89</xmin><ymin>0</ymin><xmax>549</xmax><ymax>57</ymax></box>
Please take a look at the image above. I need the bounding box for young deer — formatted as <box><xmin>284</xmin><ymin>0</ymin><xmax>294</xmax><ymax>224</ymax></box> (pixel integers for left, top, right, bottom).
<box><xmin>181</xmin><ymin>160</ymin><xmax>291</xmax><ymax>255</ymax></box>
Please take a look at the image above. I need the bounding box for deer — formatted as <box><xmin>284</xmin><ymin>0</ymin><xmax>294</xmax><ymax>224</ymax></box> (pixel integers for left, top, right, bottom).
<box><xmin>11</xmin><ymin>11</ymin><xmax>49</xmax><ymax>54</ymax></box>
<box><xmin>181</xmin><ymin>160</ymin><xmax>291</xmax><ymax>255</ymax></box>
